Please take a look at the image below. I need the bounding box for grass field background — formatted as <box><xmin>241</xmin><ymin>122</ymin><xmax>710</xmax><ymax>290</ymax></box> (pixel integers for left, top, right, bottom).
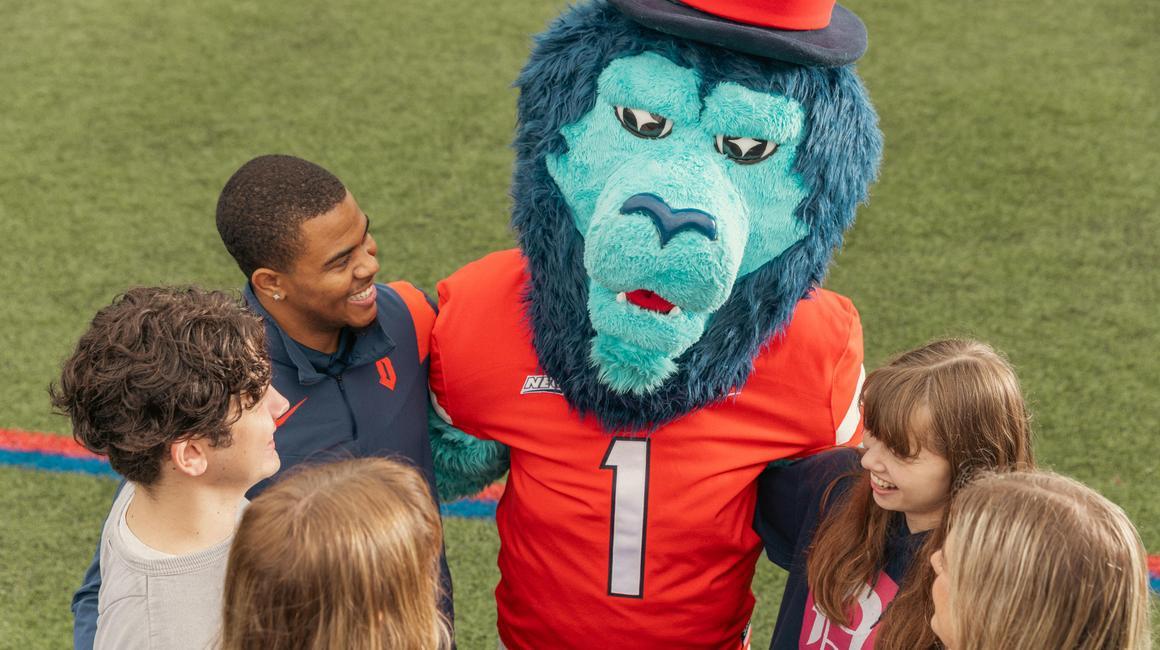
<box><xmin>1</xmin><ymin>0</ymin><xmax>1156</xmax><ymax>647</ymax></box>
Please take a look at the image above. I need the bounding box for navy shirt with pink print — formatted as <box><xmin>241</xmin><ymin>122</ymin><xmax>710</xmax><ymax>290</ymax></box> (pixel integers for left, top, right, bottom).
<box><xmin>755</xmin><ymin>448</ymin><xmax>929</xmax><ymax>650</ymax></box>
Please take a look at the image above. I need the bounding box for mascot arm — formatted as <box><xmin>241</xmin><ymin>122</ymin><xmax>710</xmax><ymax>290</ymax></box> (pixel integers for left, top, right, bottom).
<box><xmin>428</xmin><ymin>404</ymin><xmax>509</xmax><ymax>502</ymax></box>
<box><xmin>425</xmin><ymin>269</ymin><xmax>510</xmax><ymax>502</ymax></box>
<box><xmin>390</xmin><ymin>277</ymin><xmax>511</xmax><ymax>501</ymax></box>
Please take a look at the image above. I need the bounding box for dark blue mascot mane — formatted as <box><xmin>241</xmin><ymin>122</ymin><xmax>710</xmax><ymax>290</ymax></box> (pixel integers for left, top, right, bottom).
<box><xmin>512</xmin><ymin>1</ymin><xmax>882</xmax><ymax>432</ymax></box>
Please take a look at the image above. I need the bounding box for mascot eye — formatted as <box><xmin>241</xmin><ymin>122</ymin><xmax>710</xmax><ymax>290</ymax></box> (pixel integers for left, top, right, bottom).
<box><xmin>714</xmin><ymin>135</ymin><xmax>779</xmax><ymax>165</ymax></box>
<box><xmin>614</xmin><ymin>106</ymin><xmax>673</xmax><ymax>139</ymax></box>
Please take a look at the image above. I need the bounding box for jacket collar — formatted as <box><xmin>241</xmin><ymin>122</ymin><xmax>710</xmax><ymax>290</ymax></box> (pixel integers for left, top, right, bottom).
<box><xmin>243</xmin><ymin>284</ymin><xmax>395</xmax><ymax>386</ymax></box>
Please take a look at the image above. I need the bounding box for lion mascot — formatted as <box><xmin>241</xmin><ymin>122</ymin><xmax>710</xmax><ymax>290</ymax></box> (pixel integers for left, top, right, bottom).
<box><xmin>428</xmin><ymin>0</ymin><xmax>882</xmax><ymax>647</ymax></box>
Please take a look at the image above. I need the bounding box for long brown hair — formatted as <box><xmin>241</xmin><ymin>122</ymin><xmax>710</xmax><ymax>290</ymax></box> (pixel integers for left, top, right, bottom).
<box><xmin>219</xmin><ymin>458</ymin><xmax>452</xmax><ymax>650</ymax></box>
<box><xmin>805</xmin><ymin>338</ymin><xmax>1035</xmax><ymax>649</ymax></box>
<box><xmin>945</xmin><ymin>471</ymin><xmax>1151</xmax><ymax>650</ymax></box>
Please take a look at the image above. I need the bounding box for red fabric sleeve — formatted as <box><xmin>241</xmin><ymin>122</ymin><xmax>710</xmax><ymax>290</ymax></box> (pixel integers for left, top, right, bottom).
<box><xmin>387</xmin><ymin>280</ymin><xmax>436</xmax><ymax>362</ymax></box>
<box><xmin>426</xmin><ymin>277</ymin><xmax>457</xmax><ymax>429</ymax></box>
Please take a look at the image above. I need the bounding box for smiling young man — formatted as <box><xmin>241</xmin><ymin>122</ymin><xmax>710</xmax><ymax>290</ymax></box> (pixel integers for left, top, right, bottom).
<box><xmin>53</xmin><ymin>287</ymin><xmax>289</xmax><ymax>650</ymax></box>
<box><xmin>232</xmin><ymin>170</ymin><xmax>383</xmax><ymax>356</ymax></box>
<box><xmin>71</xmin><ymin>155</ymin><xmax>450</xmax><ymax>648</ymax></box>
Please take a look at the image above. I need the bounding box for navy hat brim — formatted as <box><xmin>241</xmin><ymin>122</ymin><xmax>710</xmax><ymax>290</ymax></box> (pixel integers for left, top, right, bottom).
<box><xmin>608</xmin><ymin>0</ymin><xmax>867</xmax><ymax>67</ymax></box>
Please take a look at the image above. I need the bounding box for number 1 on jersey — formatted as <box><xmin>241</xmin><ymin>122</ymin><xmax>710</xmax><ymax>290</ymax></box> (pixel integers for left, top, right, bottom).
<box><xmin>601</xmin><ymin>438</ymin><xmax>651</xmax><ymax>598</ymax></box>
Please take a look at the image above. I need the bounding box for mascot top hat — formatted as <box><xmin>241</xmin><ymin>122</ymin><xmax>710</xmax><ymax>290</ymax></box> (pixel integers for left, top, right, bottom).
<box><xmin>429</xmin><ymin>0</ymin><xmax>883</xmax><ymax>646</ymax></box>
<box><xmin>611</xmin><ymin>0</ymin><xmax>868</xmax><ymax>65</ymax></box>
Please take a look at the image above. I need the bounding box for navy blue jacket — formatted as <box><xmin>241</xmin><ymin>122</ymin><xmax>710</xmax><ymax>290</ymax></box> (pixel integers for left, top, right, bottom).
<box><xmin>72</xmin><ymin>281</ymin><xmax>449</xmax><ymax>649</ymax></box>
<box><xmin>756</xmin><ymin>448</ymin><xmax>928</xmax><ymax>650</ymax></box>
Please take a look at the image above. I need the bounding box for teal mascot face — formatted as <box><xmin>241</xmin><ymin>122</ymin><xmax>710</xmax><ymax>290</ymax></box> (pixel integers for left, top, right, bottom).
<box><xmin>550</xmin><ymin>52</ymin><xmax>812</xmax><ymax>394</ymax></box>
<box><xmin>512</xmin><ymin>1</ymin><xmax>882</xmax><ymax>430</ymax></box>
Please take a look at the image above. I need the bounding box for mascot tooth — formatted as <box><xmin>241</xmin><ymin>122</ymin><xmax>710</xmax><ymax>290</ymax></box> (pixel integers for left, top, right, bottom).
<box><xmin>429</xmin><ymin>0</ymin><xmax>882</xmax><ymax>647</ymax></box>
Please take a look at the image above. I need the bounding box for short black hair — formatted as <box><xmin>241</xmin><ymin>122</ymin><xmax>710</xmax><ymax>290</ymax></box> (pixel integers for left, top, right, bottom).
<box><xmin>216</xmin><ymin>154</ymin><xmax>348</xmax><ymax>278</ymax></box>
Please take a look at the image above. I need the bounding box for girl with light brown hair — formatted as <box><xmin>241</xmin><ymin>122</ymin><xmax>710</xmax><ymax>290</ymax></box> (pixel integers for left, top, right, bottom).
<box><xmin>930</xmin><ymin>470</ymin><xmax>1152</xmax><ymax>650</ymax></box>
<box><xmin>756</xmin><ymin>338</ymin><xmax>1036</xmax><ymax>649</ymax></box>
<box><xmin>219</xmin><ymin>457</ymin><xmax>452</xmax><ymax>650</ymax></box>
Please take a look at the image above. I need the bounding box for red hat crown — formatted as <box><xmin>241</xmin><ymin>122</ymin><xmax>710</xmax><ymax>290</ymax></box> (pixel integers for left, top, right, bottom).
<box><xmin>678</xmin><ymin>0</ymin><xmax>835</xmax><ymax>31</ymax></box>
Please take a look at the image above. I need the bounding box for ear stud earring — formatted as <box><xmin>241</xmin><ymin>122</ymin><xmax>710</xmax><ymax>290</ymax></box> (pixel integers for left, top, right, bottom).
<box><xmin>273</xmin><ymin>293</ymin><xmax>282</xmax><ymax>301</ymax></box>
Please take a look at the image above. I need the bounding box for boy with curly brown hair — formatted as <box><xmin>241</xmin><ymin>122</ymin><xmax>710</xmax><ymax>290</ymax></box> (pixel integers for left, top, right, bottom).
<box><xmin>51</xmin><ymin>286</ymin><xmax>289</xmax><ymax>650</ymax></box>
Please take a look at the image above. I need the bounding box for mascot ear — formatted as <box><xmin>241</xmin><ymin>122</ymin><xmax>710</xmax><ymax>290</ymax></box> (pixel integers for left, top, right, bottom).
<box><xmin>428</xmin><ymin>406</ymin><xmax>510</xmax><ymax>502</ymax></box>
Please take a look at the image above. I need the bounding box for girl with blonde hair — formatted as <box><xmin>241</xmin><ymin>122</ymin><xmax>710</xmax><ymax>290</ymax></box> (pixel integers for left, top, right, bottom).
<box><xmin>756</xmin><ymin>338</ymin><xmax>1035</xmax><ymax>649</ymax></box>
<box><xmin>219</xmin><ymin>457</ymin><xmax>452</xmax><ymax>650</ymax></box>
<box><xmin>931</xmin><ymin>470</ymin><xmax>1152</xmax><ymax>650</ymax></box>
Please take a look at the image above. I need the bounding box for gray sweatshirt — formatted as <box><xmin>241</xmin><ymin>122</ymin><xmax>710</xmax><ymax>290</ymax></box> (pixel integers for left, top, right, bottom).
<box><xmin>94</xmin><ymin>483</ymin><xmax>238</xmax><ymax>650</ymax></box>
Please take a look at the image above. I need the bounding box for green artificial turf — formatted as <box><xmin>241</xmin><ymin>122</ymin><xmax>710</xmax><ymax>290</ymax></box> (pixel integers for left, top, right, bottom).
<box><xmin>1</xmin><ymin>0</ymin><xmax>1157</xmax><ymax>646</ymax></box>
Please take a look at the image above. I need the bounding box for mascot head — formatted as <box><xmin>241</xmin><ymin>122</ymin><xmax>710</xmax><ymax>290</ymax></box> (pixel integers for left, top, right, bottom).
<box><xmin>512</xmin><ymin>0</ymin><xmax>882</xmax><ymax>431</ymax></box>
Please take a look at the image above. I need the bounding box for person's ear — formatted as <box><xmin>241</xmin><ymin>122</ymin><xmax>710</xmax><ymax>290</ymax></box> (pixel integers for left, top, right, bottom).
<box><xmin>251</xmin><ymin>268</ymin><xmax>286</xmax><ymax>303</ymax></box>
<box><xmin>169</xmin><ymin>438</ymin><xmax>209</xmax><ymax>478</ymax></box>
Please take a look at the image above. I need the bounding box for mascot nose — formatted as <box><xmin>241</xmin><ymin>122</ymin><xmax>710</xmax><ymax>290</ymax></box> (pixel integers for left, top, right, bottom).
<box><xmin>619</xmin><ymin>193</ymin><xmax>718</xmax><ymax>247</ymax></box>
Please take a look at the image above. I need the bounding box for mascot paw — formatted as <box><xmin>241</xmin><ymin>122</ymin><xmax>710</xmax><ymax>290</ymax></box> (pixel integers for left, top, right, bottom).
<box><xmin>428</xmin><ymin>406</ymin><xmax>510</xmax><ymax>502</ymax></box>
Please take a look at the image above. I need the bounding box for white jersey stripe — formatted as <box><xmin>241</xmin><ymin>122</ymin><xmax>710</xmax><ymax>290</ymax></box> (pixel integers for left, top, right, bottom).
<box><xmin>835</xmin><ymin>364</ymin><xmax>866</xmax><ymax>445</ymax></box>
<box><xmin>430</xmin><ymin>388</ymin><xmax>453</xmax><ymax>425</ymax></box>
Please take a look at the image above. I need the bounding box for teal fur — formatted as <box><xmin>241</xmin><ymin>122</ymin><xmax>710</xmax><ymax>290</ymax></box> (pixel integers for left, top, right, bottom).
<box><xmin>700</xmin><ymin>82</ymin><xmax>805</xmax><ymax>144</ymax></box>
<box><xmin>512</xmin><ymin>2</ymin><xmax>883</xmax><ymax>430</ymax></box>
<box><xmin>589</xmin><ymin>281</ymin><xmax>707</xmax><ymax>351</ymax></box>
<box><xmin>597</xmin><ymin>53</ymin><xmax>703</xmax><ymax>124</ymax></box>
<box><xmin>427</xmin><ymin>406</ymin><xmax>510</xmax><ymax>502</ymax></box>
<box><xmin>547</xmin><ymin>53</ymin><xmax>811</xmax><ymax>392</ymax></box>
<box><xmin>590</xmin><ymin>333</ymin><xmax>677</xmax><ymax>394</ymax></box>
<box><xmin>582</xmin><ymin>166</ymin><xmax>742</xmax><ymax>312</ymax></box>
<box><xmin>700</xmin><ymin>83</ymin><xmax>810</xmax><ymax>276</ymax></box>
<box><xmin>547</xmin><ymin>54</ymin><xmax>704</xmax><ymax>238</ymax></box>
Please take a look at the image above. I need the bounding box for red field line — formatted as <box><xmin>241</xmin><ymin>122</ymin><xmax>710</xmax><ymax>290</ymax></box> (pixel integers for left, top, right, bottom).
<box><xmin>1</xmin><ymin>427</ymin><xmax>1157</xmax><ymax>583</ymax></box>
<box><xmin>0</xmin><ymin>426</ymin><xmax>509</xmax><ymax>496</ymax></box>
<box><xmin>0</xmin><ymin>428</ymin><xmax>98</xmax><ymax>458</ymax></box>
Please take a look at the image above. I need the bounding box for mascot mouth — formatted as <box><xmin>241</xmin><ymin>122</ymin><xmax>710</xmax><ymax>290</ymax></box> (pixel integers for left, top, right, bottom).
<box><xmin>619</xmin><ymin>289</ymin><xmax>679</xmax><ymax>316</ymax></box>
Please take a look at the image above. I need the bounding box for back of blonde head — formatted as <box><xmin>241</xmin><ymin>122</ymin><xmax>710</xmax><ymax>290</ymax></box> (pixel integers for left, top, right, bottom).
<box><xmin>946</xmin><ymin>471</ymin><xmax>1151</xmax><ymax>650</ymax></box>
<box><xmin>220</xmin><ymin>457</ymin><xmax>452</xmax><ymax>650</ymax></box>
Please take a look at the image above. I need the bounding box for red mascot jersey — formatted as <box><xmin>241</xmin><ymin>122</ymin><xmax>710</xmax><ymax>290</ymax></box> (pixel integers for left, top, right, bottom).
<box><xmin>430</xmin><ymin>250</ymin><xmax>864</xmax><ymax>650</ymax></box>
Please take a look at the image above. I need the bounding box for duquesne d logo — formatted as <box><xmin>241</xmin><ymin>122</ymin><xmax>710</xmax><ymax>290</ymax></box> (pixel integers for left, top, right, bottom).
<box><xmin>376</xmin><ymin>356</ymin><xmax>397</xmax><ymax>390</ymax></box>
<box><xmin>521</xmin><ymin>374</ymin><xmax>562</xmax><ymax>395</ymax></box>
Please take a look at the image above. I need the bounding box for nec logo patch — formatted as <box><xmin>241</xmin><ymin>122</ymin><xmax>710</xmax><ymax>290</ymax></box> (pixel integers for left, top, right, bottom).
<box><xmin>520</xmin><ymin>375</ymin><xmax>562</xmax><ymax>395</ymax></box>
<box><xmin>376</xmin><ymin>357</ymin><xmax>396</xmax><ymax>390</ymax></box>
